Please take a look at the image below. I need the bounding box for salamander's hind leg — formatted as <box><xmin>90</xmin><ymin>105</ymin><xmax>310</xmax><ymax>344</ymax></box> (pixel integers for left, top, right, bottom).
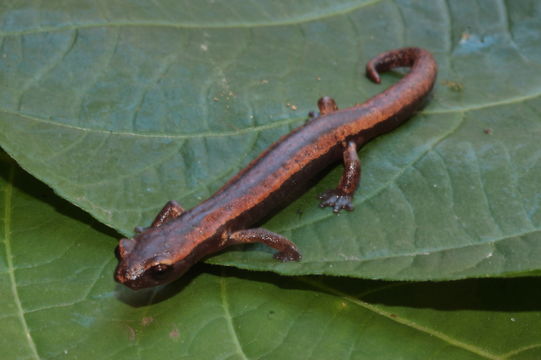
<box><xmin>229</xmin><ymin>228</ymin><xmax>301</xmax><ymax>261</ymax></box>
<box><xmin>318</xmin><ymin>141</ymin><xmax>361</xmax><ymax>213</ymax></box>
<box><xmin>318</xmin><ymin>96</ymin><xmax>338</xmax><ymax>115</ymax></box>
<box><xmin>305</xmin><ymin>96</ymin><xmax>338</xmax><ymax>123</ymax></box>
<box><xmin>134</xmin><ymin>200</ymin><xmax>185</xmax><ymax>233</ymax></box>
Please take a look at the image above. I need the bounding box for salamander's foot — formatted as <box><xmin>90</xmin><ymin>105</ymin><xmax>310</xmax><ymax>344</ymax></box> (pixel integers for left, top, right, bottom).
<box><xmin>318</xmin><ymin>189</ymin><xmax>354</xmax><ymax>213</ymax></box>
<box><xmin>306</xmin><ymin>111</ymin><xmax>317</xmax><ymax>122</ymax></box>
<box><xmin>273</xmin><ymin>247</ymin><xmax>302</xmax><ymax>262</ymax></box>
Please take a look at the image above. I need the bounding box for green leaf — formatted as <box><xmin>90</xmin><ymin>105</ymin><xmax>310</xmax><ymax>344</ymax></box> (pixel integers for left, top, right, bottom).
<box><xmin>2</xmin><ymin>156</ymin><xmax>541</xmax><ymax>360</ymax></box>
<box><xmin>0</xmin><ymin>1</ymin><xmax>540</xmax><ymax>280</ymax></box>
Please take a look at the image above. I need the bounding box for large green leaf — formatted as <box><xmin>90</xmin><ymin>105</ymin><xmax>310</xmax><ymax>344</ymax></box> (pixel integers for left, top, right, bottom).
<box><xmin>0</xmin><ymin>1</ymin><xmax>540</xmax><ymax>279</ymax></box>
<box><xmin>2</xmin><ymin>155</ymin><xmax>541</xmax><ymax>360</ymax></box>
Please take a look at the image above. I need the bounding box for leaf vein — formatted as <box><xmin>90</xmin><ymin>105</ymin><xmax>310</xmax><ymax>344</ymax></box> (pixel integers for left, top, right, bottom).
<box><xmin>3</xmin><ymin>166</ymin><xmax>40</xmax><ymax>359</ymax></box>
<box><xmin>0</xmin><ymin>107</ymin><xmax>303</xmax><ymax>139</ymax></box>
<box><xmin>502</xmin><ymin>343</ymin><xmax>541</xmax><ymax>359</ymax></box>
<box><xmin>425</xmin><ymin>90</ymin><xmax>541</xmax><ymax>114</ymax></box>
<box><xmin>16</xmin><ymin>28</ymin><xmax>78</xmax><ymax>112</ymax></box>
<box><xmin>297</xmin><ymin>227</ymin><xmax>541</xmax><ymax>265</ymax></box>
<box><xmin>472</xmin><ymin>143</ymin><xmax>504</xmax><ymax>236</ymax></box>
<box><xmin>0</xmin><ymin>0</ymin><xmax>384</xmax><ymax>37</ymax></box>
<box><xmin>219</xmin><ymin>273</ymin><xmax>248</xmax><ymax>360</ymax></box>
<box><xmin>300</xmin><ymin>278</ymin><xmax>501</xmax><ymax>360</ymax></box>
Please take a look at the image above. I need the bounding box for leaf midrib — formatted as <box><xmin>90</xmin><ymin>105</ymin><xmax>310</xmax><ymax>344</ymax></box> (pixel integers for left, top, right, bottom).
<box><xmin>0</xmin><ymin>106</ymin><xmax>303</xmax><ymax>139</ymax></box>
<box><xmin>3</xmin><ymin>166</ymin><xmax>40</xmax><ymax>359</ymax></box>
<box><xmin>2</xmin><ymin>90</ymin><xmax>541</xmax><ymax>140</ymax></box>
<box><xmin>220</xmin><ymin>273</ymin><xmax>248</xmax><ymax>360</ymax></box>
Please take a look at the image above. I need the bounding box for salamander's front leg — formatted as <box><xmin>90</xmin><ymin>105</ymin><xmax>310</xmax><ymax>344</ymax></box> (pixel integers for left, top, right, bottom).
<box><xmin>319</xmin><ymin>141</ymin><xmax>361</xmax><ymax>213</ymax></box>
<box><xmin>135</xmin><ymin>200</ymin><xmax>185</xmax><ymax>233</ymax></box>
<box><xmin>151</xmin><ymin>200</ymin><xmax>184</xmax><ymax>227</ymax></box>
<box><xmin>229</xmin><ymin>228</ymin><xmax>301</xmax><ymax>261</ymax></box>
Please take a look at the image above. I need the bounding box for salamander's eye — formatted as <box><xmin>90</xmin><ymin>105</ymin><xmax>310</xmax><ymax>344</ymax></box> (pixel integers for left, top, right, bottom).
<box><xmin>148</xmin><ymin>264</ymin><xmax>173</xmax><ymax>280</ymax></box>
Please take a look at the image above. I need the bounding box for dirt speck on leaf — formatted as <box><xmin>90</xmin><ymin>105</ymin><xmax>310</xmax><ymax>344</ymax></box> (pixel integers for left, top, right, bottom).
<box><xmin>126</xmin><ymin>325</ymin><xmax>136</xmax><ymax>341</ymax></box>
<box><xmin>141</xmin><ymin>316</ymin><xmax>154</xmax><ymax>326</ymax></box>
<box><xmin>169</xmin><ymin>326</ymin><xmax>180</xmax><ymax>340</ymax></box>
<box><xmin>442</xmin><ymin>79</ymin><xmax>464</xmax><ymax>92</ymax></box>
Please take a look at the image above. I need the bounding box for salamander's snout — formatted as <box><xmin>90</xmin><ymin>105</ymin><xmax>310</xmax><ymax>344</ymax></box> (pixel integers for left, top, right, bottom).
<box><xmin>114</xmin><ymin>273</ymin><xmax>146</xmax><ymax>290</ymax></box>
<box><xmin>114</xmin><ymin>235</ymin><xmax>192</xmax><ymax>290</ymax></box>
<box><xmin>114</xmin><ymin>257</ymin><xmax>146</xmax><ymax>290</ymax></box>
<box><xmin>114</xmin><ymin>226</ymin><xmax>197</xmax><ymax>290</ymax></box>
<box><xmin>114</xmin><ymin>237</ymin><xmax>148</xmax><ymax>290</ymax></box>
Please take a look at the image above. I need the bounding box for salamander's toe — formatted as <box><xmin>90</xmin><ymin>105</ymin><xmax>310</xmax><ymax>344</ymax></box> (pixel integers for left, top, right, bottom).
<box><xmin>305</xmin><ymin>111</ymin><xmax>317</xmax><ymax>123</ymax></box>
<box><xmin>318</xmin><ymin>189</ymin><xmax>354</xmax><ymax>213</ymax></box>
<box><xmin>273</xmin><ymin>248</ymin><xmax>302</xmax><ymax>262</ymax></box>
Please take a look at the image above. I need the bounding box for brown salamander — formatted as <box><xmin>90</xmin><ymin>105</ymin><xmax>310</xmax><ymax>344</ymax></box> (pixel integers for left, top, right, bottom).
<box><xmin>115</xmin><ymin>47</ymin><xmax>437</xmax><ymax>290</ymax></box>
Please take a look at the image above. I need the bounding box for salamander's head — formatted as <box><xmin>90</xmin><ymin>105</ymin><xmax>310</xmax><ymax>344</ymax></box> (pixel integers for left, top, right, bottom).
<box><xmin>114</xmin><ymin>227</ymin><xmax>195</xmax><ymax>290</ymax></box>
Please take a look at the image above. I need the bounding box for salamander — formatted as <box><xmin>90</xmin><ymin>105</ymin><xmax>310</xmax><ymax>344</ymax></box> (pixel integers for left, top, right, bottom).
<box><xmin>115</xmin><ymin>47</ymin><xmax>437</xmax><ymax>290</ymax></box>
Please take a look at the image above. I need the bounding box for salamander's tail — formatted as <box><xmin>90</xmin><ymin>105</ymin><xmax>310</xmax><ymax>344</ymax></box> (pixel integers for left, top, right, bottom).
<box><xmin>366</xmin><ymin>47</ymin><xmax>435</xmax><ymax>84</ymax></box>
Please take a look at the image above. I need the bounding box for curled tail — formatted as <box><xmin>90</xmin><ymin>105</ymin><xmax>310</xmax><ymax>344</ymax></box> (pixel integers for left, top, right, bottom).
<box><xmin>365</xmin><ymin>47</ymin><xmax>437</xmax><ymax>85</ymax></box>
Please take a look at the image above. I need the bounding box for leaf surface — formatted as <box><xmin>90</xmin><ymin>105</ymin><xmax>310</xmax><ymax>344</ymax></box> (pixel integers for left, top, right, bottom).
<box><xmin>0</xmin><ymin>0</ymin><xmax>540</xmax><ymax>279</ymax></box>
<box><xmin>2</xmin><ymin>156</ymin><xmax>541</xmax><ymax>360</ymax></box>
